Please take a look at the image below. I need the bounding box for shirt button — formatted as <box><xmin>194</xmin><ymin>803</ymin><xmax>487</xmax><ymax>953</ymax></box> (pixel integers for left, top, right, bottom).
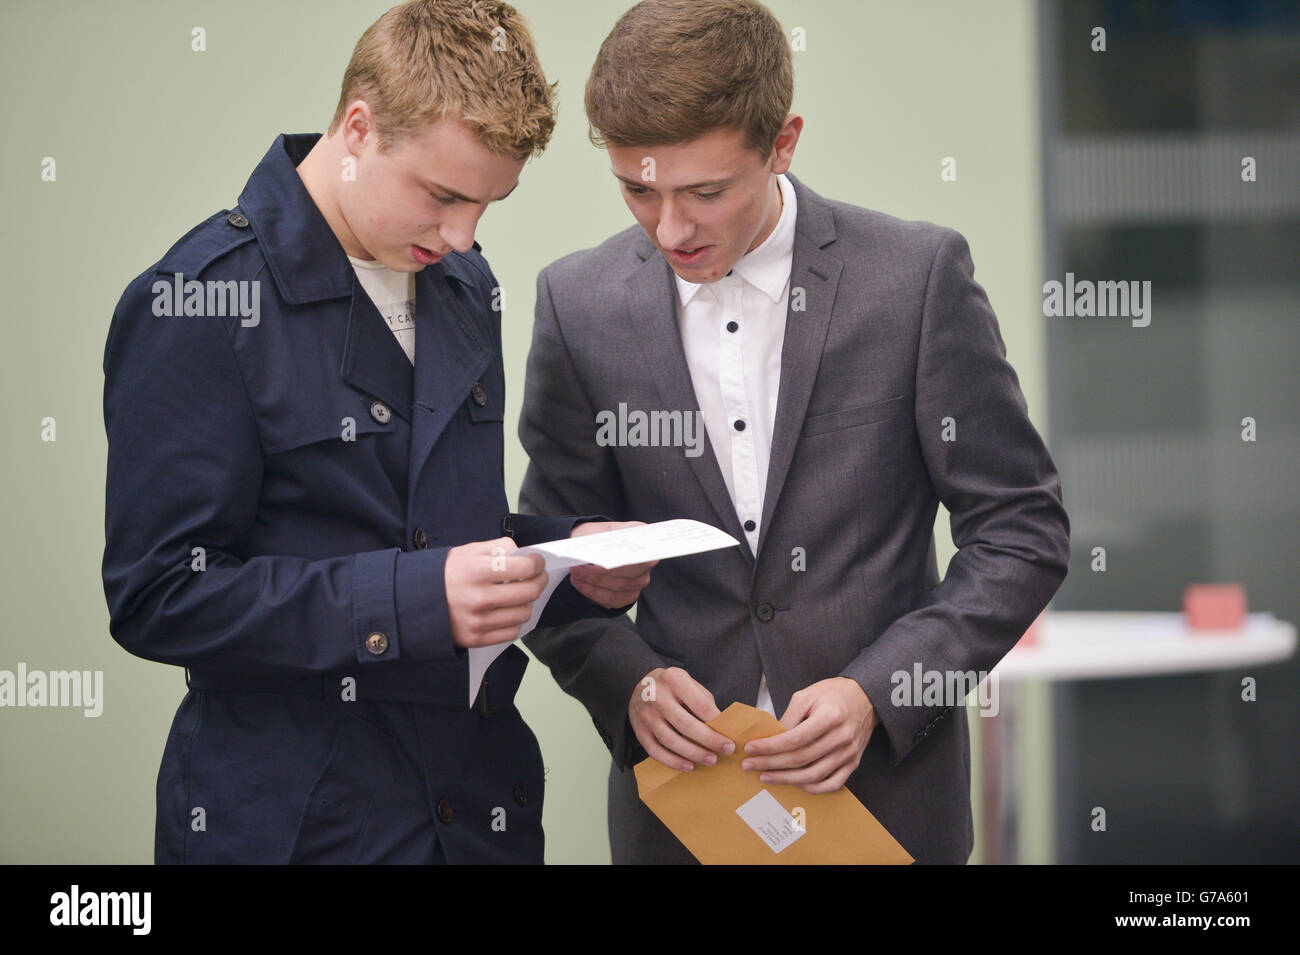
<box><xmin>744</xmin><ymin>519</ymin><xmax>756</xmax><ymax>532</ymax></box>
<box><xmin>733</xmin><ymin>419</ymin><xmax>746</xmax><ymax>431</ymax></box>
<box><xmin>726</xmin><ymin>321</ymin><xmax>739</xmax><ymax>333</ymax></box>
<box><xmin>413</xmin><ymin>527</ymin><xmax>429</xmax><ymax>549</ymax></box>
<box><xmin>755</xmin><ymin>603</ymin><xmax>774</xmax><ymax>622</ymax></box>
<box><xmin>365</xmin><ymin>631</ymin><xmax>389</xmax><ymax>655</ymax></box>
<box><xmin>513</xmin><ymin>782</ymin><xmax>529</xmax><ymax>807</ymax></box>
<box><xmin>369</xmin><ymin>401</ymin><xmax>391</xmax><ymax>425</ymax></box>
<box><xmin>226</xmin><ymin>211</ymin><xmax>249</xmax><ymax>228</ymax></box>
<box><xmin>436</xmin><ymin>799</ymin><xmax>454</xmax><ymax>823</ymax></box>
<box><xmin>471</xmin><ymin>383</ymin><xmax>488</xmax><ymax>407</ymax></box>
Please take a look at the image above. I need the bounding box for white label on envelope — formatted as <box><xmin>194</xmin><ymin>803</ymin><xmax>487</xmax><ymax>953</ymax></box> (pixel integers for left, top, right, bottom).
<box><xmin>735</xmin><ymin>790</ymin><xmax>805</xmax><ymax>853</ymax></box>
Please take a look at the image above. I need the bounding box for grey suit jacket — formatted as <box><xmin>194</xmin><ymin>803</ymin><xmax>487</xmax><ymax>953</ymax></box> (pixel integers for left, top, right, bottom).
<box><xmin>518</xmin><ymin>174</ymin><xmax>1069</xmax><ymax>864</ymax></box>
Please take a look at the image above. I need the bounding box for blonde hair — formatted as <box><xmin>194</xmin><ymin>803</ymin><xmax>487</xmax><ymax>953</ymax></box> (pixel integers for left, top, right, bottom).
<box><xmin>328</xmin><ymin>0</ymin><xmax>557</xmax><ymax>160</ymax></box>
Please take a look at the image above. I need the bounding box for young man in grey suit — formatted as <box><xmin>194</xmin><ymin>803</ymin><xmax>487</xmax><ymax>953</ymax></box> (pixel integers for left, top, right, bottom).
<box><xmin>518</xmin><ymin>0</ymin><xmax>1070</xmax><ymax>864</ymax></box>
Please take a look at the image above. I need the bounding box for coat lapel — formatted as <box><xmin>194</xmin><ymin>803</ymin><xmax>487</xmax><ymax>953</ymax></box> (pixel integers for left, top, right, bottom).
<box><xmin>755</xmin><ymin>177</ymin><xmax>842</xmax><ymax>560</ymax></box>
<box><xmin>339</xmin><ymin>278</ymin><xmax>414</xmax><ymax>423</ymax></box>
<box><xmin>625</xmin><ymin>248</ymin><xmax>755</xmax><ymax>563</ymax></box>
<box><xmin>407</xmin><ymin>264</ymin><xmax>493</xmax><ymax>500</ymax></box>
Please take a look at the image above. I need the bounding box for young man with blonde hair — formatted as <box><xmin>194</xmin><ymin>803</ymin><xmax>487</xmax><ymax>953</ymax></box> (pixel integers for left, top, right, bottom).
<box><xmin>520</xmin><ymin>0</ymin><xmax>1070</xmax><ymax>864</ymax></box>
<box><xmin>102</xmin><ymin>0</ymin><xmax>649</xmax><ymax>864</ymax></box>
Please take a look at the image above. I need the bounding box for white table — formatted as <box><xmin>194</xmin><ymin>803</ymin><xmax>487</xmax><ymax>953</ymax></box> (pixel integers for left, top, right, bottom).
<box><xmin>978</xmin><ymin>611</ymin><xmax>1296</xmax><ymax>863</ymax></box>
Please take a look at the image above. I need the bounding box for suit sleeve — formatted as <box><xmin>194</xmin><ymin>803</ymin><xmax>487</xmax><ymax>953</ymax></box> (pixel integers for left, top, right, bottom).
<box><xmin>102</xmin><ymin>273</ymin><xmax>457</xmax><ymax>675</ymax></box>
<box><xmin>517</xmin><ymin>269</ymin><xmax>668</xmax><ymax>768</ymax></box>
<box><xmin>839</xmin><ymin>230</ymin><xmax>1070</xmax><ymax>764</ymax></box>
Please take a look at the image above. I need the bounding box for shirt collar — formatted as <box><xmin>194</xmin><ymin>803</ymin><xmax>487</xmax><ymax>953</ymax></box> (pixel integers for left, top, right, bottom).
<box><xmin>674</xmin><ymin>172</ymin><xmax>797</xmax><ymax>308</ymax></box>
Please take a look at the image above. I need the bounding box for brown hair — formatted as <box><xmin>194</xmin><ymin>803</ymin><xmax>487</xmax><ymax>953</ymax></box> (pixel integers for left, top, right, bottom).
<box><xmin>328</xmin><ymin>0</ymin><xmax>557</xmax><ymax>160</ymax></box>
<box><xmin>585</xmin><ymin>0</ymin><xmax>792</xmax><ymax>156</ymax></box>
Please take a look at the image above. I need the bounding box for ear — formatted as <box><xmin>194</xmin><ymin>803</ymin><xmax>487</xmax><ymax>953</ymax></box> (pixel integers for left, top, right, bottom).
<box><xmin>769</xmin><ymin>114</ymin><xmax>803</xmax><ymax>175</ymax></box>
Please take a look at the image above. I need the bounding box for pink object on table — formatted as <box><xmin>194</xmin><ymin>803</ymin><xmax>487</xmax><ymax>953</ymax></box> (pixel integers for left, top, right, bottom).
<box><xmin>1183</xmin><ymin>584</ymin><xmax>1247</xmax><ymax>631</ymax></box>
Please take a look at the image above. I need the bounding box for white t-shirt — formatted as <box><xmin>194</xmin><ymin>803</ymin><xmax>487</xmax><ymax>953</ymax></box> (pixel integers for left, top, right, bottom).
<box><xmin>347</xmin><ymin>254</ymin><xmax>415</xmax><ymax>364</ymax></box>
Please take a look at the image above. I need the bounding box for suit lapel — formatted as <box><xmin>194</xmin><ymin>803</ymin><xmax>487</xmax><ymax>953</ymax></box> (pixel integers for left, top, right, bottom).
<box><xmin>755</xmin><ymin>177</ymin><xmax>841</xmax><ymax>560</ymax></box>
<box><xmin>625</xmin><ymin>249</ymin><xmax>755</xmax><ymax>563</ymax></box>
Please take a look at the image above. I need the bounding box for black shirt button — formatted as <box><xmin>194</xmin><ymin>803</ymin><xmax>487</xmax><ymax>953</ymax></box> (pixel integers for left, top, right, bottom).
<box><xmin>755</xmin><ymin>603</ymin><xmax>774</xmax><ymax>622</ymax></box>
<box><xmin>436</xmin><ymin>799</ymin><xmax>454</xmax><ymax>823</ymax></box>
<box><xmin>743</xmin><ymin>519</ymin><xmax>756</xmax><ymax>532</ymax></box>
<box><xmin>413</xmin><ymin>527</ymin><xmax>429</xmax><ymax>549</ymax></box>
<box><xmin>733</xmin><ymin>419</ymin><xmax>746</xmax><ymax>431</ymax></box>
<box><xmin>726</xmin><ymin>320</ymin><xmax>739</xmax><ymax>333</ymax></box>
<box><xmin>471</xmin><ymin>383</ymin><xmax>488</xmax><ymax>407</ymax></box>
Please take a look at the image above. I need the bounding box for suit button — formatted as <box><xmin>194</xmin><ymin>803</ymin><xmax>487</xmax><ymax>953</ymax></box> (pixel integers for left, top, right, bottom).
<box><xmin>365</xmin><ymin>631</ymin><xmax>389</xmax><ymax>655</ymax></box>
<box><xmin>413</xmin><ymin>527</ymin><xmax>429</xmax><ymax>549</ymax></box>
<box><xmin>436</xmin><ymin>799</ymin><xmax>454</xmax><ymax>823</ymax></box>
<box><xmin>513</xmin><ymin>782</ymin><xmax>529</xmax><ymax>807</ymax></box>
<box><xmin>471</xmin><ymin>383</ymin><xmax>488</xmax><ymax>407</ymax></box>
<box><xmin>227</xmin><ymin>211</ymin><xmax>249</xmax><ymax>228</ymax></box>
<box><xmin>755</xmin><ymin>603</ymin><xmax>774</xmax><ymax>622</ymax></box>
<box><xmin>369</xmin><ymin>401</ymin><xmax>391</xmax><ymax>425</ymax></box>
<box><xmin>743</xmin><ymin>519</ymin><xmax>756</xmax><ymax>532</ymax></box>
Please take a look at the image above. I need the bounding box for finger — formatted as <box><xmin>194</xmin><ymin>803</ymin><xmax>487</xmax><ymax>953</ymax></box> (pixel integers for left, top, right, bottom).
<box><xmin>472</xmin><ymin>577</ymin><xmax>546</xmax><ymax>611</ymax></box>
<box><xmin>744</xmin><ymin>729</ymin><xmax>844</xmax><ymax>771</ymax></box>
<box><xmin>474</xmin><ymin>605</ymin><xmax>534</xmax><ymax>630</ymax></box>
<box><xmin>464</xmin><ymin>536</ymin><xmax>518</xmax><ymax>556</ymax></box>
<box><xmin>570</xmin><ymin>576</ymin><xmax>644</xmax><ymax>609</ymax></box>
<box><xmin>493</xmin><ymin>553</ymin><xmax>544</xmax><ymax>582</ymax></box>
<box><xmin>467</xmin><ymin>623</ymin><xmax>529</xmax><ymax>647</ymax></box>
<box><xmin>649</xmin><ymin>717</ymin><xmax>716</xmax><ymax>767</ymax></box>
<box><xmin>799</xmin><ymin>759</ymin><xmax>859</xmax><ymax>794</ymax></box>
<box><xmin>744</xmin><ymin>707</ymin><xmax>831</xmax><ymax>757</ymax></box>
<box><xmin>639</xmin><ymin>730</ymin><xmax>694</xmax><ymax>773</ymax></box>
<box><xmin>758</xmin><ymin>746</ymin><xmax>853</xmax><ymax>787</ymax></box>
<box><xmin>662</xmin><ymin>696</ymin><xmax>732</xmax><ymax>754</ymax></box>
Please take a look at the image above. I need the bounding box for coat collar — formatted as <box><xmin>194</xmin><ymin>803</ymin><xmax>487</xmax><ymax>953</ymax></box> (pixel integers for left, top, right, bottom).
<box><xmin>236</xmin><ymin>133</ymin><xmax>480</xmax><ymax>306</ymax></box>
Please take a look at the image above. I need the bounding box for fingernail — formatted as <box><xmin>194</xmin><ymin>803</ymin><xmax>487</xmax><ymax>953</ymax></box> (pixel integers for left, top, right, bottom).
<box><xmin>742</xmin><ymin>760</ymin><xmax>753</xmax><ymax>771</ymax></box>
<box><xmin>760</xmin><ymin>774</ymin><xmax>771</xmax><ymax>784</ymax></box>
<box><xmin>722</xmin><ymin>742</ymin><xmax>735</xmax><ymax>754</ymax></box>
<box><xmin>704</xmin><ymin>754</ymin><xmax>716</xmax><ymax>766</ymax></box>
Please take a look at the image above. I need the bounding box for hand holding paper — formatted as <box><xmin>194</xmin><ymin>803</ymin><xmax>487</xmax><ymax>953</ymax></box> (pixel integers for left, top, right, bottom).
<box><xmin>465</xmin><ymin>519</ymin><xmax>740</xmax><ymax>707</ymax></box>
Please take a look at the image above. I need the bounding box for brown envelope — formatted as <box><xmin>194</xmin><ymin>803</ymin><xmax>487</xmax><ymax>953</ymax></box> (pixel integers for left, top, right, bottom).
<box><xmin>634</xmin><ymin>702</ymin><xmax>914</xmax><ymax>864</ymax></box>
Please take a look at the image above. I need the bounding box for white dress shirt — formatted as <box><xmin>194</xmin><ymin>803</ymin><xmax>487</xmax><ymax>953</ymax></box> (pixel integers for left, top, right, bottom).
<box><xmin>673</xmin><ymin>172</ymin><xmax>796</xmax><ymax>717</ymax></box>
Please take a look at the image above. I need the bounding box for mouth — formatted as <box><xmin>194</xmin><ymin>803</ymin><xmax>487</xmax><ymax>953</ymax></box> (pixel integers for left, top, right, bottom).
<box><xmin>667</xmin><ymin>245</ymin><xmax>711</xmax><ymax>266</ymax></box>
<box><xmin>411</xmin><ymin>244</ymin><xmax>445</xmax><ymax>265</ymax></box>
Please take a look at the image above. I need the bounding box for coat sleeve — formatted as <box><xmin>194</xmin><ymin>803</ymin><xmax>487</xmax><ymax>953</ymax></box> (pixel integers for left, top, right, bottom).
<box><xmin>517</xmin><ymin>268</ymin><xmax>669</xmax><ymax>768</ymax></box>
<box><xmin>101</xmin><ymin>272</ymin><xmax>457</xmax><ymax>674</ymax></box>
<box><xmin>838</xmin><ymin>229</ymin><xmax>1070</xmax><ymax>764</ymax></box>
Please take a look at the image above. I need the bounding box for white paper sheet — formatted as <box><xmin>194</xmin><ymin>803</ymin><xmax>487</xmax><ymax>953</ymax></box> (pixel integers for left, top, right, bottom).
<box><xmin>735</xmin><ymin>789</ymin><xmax>806</xmax><ymax>854</ymax></box>
<box><xmin>467</xmin><ymin>519</ymin><xmax>739</xmax><ymax>706</ymax></box>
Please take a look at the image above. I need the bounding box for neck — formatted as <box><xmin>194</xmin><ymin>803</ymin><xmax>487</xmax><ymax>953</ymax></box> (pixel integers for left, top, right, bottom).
<box><xmin>745</xmin><ymin>175</ymin><xmax>784</xmax><ymax>254</ymax></box>
<box><xmin>296</xmin><ymin>134</ymin><xmax>370</xmax><ymax>259</ymax></box>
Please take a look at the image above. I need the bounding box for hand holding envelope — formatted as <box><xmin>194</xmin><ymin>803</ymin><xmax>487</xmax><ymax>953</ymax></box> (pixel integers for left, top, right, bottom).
<box><xmin>635</xmin><ymin>703</ymin><xmax>914</xmax><ymax>864</ymax></box>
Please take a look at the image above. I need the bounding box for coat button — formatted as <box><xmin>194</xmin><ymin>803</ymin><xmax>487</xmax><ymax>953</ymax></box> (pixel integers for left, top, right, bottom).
<box><xmin>513</xmin><ymin>782</ymin><xmax>528</xmax><ymax>807</ymax></box>
<box><xmin>413</xmin><ymin>527</ymin><xmax>429</xmax><ymax>549</ymax></box>
<box><xmin>369</xmin><ymin>401</ymin><xmax>391</xmax><ymax>424</ymax></box>
<box><xmin>471</xmin><ymin>383</ymin><xmax>488</xmax><ymax>407</ymax></box>
<box><xmin>755</xmin><ymin>603</ymin><xmax>774</xmax><ymax>622</ymax></box>
<box><xmin>436</xmin><ymin>799</ymin><xmax>454</xmax><ymax>823</ymax></box>
<box><xmin>227</xmin><ymin>211</ymin><xmax>249</xmax><ymax>228</ymax></box>
<box><xmin>365</xmin><ymin>631</ymin><xmax>389</xmax><ymax>655</ymax></box>
<box><xmin>743</xmin><ymin>519</ymin><xmax>756</xmax><ymax>532</ymax></box>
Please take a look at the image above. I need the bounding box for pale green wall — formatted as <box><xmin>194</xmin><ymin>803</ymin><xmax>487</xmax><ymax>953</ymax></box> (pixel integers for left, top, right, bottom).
<box><xmin>0</xmin><ymin>0</ymin><xmax>1048</xmax><ymax>863</ymax></box>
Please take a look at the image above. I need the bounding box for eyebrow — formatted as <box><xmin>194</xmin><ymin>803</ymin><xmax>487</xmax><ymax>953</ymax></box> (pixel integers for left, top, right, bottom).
<box><xmin>612</xmin><ymin>172</ymin><xmax>737</xmax><ymax>191</ymax></box>
<box><xmin>423</xmin><ymin>178</ymin><xmax>520</xmax><ymax>203</ymax></box>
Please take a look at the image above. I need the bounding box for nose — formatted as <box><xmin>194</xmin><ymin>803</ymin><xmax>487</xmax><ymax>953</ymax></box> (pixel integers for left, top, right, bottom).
<box><xmin>436</xmin><ymin>205</ymin><xmax>484</xmax><ymax>254</ymax></box>
<box><xmin>656</xmin><ymin>197</ymin><xmax>694</xmax><ymax>251</ymax></box>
